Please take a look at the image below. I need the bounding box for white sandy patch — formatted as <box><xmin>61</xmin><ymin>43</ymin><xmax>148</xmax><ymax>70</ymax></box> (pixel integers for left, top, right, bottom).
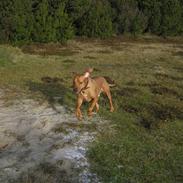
<box><xmin>0</xmin><ymin>90</ymin><xmax>101</xmax><ymax>183</ymax></box>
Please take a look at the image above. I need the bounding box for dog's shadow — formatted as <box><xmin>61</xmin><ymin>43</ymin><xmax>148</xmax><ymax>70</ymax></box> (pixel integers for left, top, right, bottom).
<box><xmin>26</xmin><ymin>76</ymin><xmax>75</xmax><ymax>111</ymax></box>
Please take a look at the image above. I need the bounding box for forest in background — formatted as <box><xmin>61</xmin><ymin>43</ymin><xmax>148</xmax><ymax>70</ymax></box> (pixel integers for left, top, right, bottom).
<box><xmin>0</xmin><ymin>0</ymin><xmax>183</xmax><ymax>43</ymax></box>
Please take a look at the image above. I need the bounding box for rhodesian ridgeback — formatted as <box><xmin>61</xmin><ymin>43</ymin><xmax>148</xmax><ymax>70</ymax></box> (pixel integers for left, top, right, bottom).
<box><xmin>73</xmin><ymin>68</ymin><xmax>114</xmax><ymax>120</ymax></box>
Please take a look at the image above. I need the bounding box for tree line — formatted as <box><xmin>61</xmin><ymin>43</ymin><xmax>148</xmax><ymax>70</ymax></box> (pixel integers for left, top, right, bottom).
<box><xmin>0</xmin><ymin>0</ymin><xmax>183</xmax><ymax>43</ymax></box>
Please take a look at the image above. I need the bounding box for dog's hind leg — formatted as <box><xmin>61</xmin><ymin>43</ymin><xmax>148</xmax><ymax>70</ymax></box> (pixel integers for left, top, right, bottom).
<box><xmin>106</xmin><ymin>90</ymin><xmax>114</xmax><ymax>112</ymax></box>
<box><xmin>103</xmin><ymin>85</ymin><xmax>114</xmax><ymax>112</ymax></box>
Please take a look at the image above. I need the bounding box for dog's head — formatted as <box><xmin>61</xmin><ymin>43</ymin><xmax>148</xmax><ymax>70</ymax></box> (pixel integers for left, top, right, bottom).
<box><xmin>72</xmin><ymin>68</ymin><xmax>93</xmax><ymax>94</ymax></box>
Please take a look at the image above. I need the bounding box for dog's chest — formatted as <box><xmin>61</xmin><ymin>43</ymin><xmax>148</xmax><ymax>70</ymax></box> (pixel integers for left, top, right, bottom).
<box><xmin>81</xmin><ymin>91</ymin><xmax>92</xmax><ymax>101</ymax></box>
<box><xmin>81</xmin><ymin>88</ymin><xmax>102</xmax><ymax>102</ymax></box>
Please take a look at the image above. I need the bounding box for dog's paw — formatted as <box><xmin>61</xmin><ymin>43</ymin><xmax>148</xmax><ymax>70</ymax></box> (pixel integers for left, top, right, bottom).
<box><xmin>77</xmin><ymin>116</ymin><xmax>83</xmax><ymax>121</ymax></box>
<box><xmin>110</xmin><ymin>107</ymin><xmax>114</xmax><ymax>112</ymax></box>
<box><xmin>88</xmin><ymin>111</ymin><xmax>93</xmax><ymax>117</ymax></box>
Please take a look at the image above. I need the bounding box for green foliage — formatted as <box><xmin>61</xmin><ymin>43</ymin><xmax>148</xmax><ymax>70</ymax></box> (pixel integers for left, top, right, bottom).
<box><xmin>138</xmin><ymin>0</ymin><xmax>162</xmax><ymax>34</ymax></box>
<box><xmin>31</xmin><ymin>0</ymin><xmax>73</xmax><ymax>43</ymax></box>
<box><xmin>32</xmin><ymin>0</ymin><xmax>56</xmax><ymax>42</ymax></box>
<box><xmin>0</xmin><ymin>47</ymin><xmax>13</xmax><ymax>66</ymax></box>
<box><xmin>53</xmin><ymin>1</ymin><xmax>74</xmax><ymax>43</ymax></box>
<box><xmin>161</xmin><ymin>0</ymin><xmax>182</xmax><ymax>36</ymax></box>
<box><xmin>109</xmin><ymin>0</ymin><xmax>147</xmax><ymax>34</ymax></box>
<box><xmin>78</xmin><ymin>0</ymin><xmax>113</xmax><ymax>38</ymax></box>
<box><xmin>0</xmin><ymin>0</ymin><xmax>183</xmax><ymax>43</ymax></box>
<box><xmin>12</xmin><ymin>0</ymin><xmax>34</xmax><ymax>43</ymax></box>
<box><xmin>0</xmin><ymin>0</ymin><xmax>14</xmax><ymax>43</ymax></box>
<box><xmin>66</xmin><ymin>0</ymin><xmax>91</xmax><ymax>21</ymax></box>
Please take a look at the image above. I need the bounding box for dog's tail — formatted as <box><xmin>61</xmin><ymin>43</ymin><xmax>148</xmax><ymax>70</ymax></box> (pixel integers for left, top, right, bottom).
<box><xmin>108</xmin><ymin>83</ymin><xmax>116</xmax><ymax>87</ymax></box>
<box><xmin>103</xmin><ymin>76</ymin><xmax>117</xmax><ymax>88</ymax></box>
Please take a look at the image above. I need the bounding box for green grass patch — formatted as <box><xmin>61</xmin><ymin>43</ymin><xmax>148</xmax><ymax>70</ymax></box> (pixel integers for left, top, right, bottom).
<box><xmin>0</xmin><ymin>38</ymin><xmax>183</xmax><ymax>182</ymax></box>
<box><xmin>0</xmin><ymin>47</ymin><xmax>13</xmax><ymax>66</ymax></box>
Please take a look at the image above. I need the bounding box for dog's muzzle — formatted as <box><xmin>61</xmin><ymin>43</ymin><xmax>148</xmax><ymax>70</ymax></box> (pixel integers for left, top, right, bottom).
<box><xmin>73</xmin><ymin>88</ymin><xmax>78</xmax><ymax>93</ymax></box>
<box><xmin>73</xmin><ymin>88</ymin><xmax>81</xmax><ymax>95</ymax></box>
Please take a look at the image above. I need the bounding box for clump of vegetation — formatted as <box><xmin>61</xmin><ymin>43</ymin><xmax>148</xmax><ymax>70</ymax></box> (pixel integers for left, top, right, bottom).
<box><xmin>77</xmin><ymin>0</ymin><xmax>113</xmax><ymax>38</ymax></box>
<box><xmin>0</xmin><ymin>0</ymin><xmax>183</xmax><ymax>44</ymax></box>
<box><xmin>15</xmin><ymin>162</ymin><xmax>70</xmax><ymax>183</ymax></box>
<box><xmin>0</xmin><ymin>47</ymin><xmax>13</xmax><ymax>66</ymax></box>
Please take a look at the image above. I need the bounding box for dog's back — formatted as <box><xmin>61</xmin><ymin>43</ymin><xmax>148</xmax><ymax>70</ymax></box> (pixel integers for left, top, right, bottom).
<box><xmin>92</xmin><ymin>76</ymin><xmax>106</xmax><ymax>87</ymax></box>
<box><xmin>92</xmin><ymin>76</ymin><xmax>116</xmax><ymax>88</ymax></box>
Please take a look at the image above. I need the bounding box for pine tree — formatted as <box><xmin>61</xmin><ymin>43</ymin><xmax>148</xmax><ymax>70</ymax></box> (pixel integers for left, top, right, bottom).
<box><xmin>66</xmin><ymin>0</ymin><xmax>91</xmax><ymax>35</ymax></box>
<box><xmin>0</xmin><ymin>0</ymin><xmax>183</xmax><ymax>43</ymax></box>
<box><xmin>138</xmin><ymin>0</ymin><xmax>162</xmax><ymax>34</ymax></box>
<box><xmin>12</xmin><ymin>0</ymin><xmax>33</xmax><ymax>43</ymax></box>
<box><xmin>161</xmin><ymin>0</ymin><xmax>182</xmax><ymax>36</ymax></box>
<box><xmin>66</xmin><ymin>0</ymin><xmax>91</xmax><ymax>21</ymax></box>
<box><xmin>53</xmin><ymin>1</ymin><xmax>74</xmax><ymax>42</ymax></box>
<box><xmin>0</xmin><ymin>0</ymin><xmax>14</xmax><ymax>43</ymax></box>
<box><xmin>109</xmin><ymin>0</ymin><xmax>147</xmax><ymax>35</ymax></box>
<box><xmin>78</xmin><ymin>0</ymin><xmax>113</xmax><ymax>38</ymax></box>
<box><xmin>32</xmin><ymin>0</ymin><xmax>55</xmax><ymax>42</ymax></box>
<box><xmin>180</xmin><ymin>0</ymin><xmax>183</xmax><ymax>34</ymax></box>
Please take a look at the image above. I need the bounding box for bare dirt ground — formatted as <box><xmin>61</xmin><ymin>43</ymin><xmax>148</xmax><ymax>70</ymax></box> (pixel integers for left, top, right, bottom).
<box><xmin>0</xmin><ymin>89</ymin><xmax>103</xmax><ymax>183</ymax></box>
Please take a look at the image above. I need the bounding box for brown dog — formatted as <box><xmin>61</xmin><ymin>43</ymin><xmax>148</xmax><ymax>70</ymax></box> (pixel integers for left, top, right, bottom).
<box><xmin>73</xmin><ymin>68</ymin><xmax>114</xmax><ymax>120</ymax></box>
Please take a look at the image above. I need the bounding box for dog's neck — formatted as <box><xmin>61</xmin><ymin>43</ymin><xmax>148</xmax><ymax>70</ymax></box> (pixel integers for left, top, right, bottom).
<box><xmin>79</xmin><ymin>77</ymin><xmax>90</xmax><ymax>95</ymax></box>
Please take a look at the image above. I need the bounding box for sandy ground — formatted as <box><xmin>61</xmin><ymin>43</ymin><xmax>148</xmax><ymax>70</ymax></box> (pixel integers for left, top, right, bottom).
<box><xmin>0</xmin><ymin>89</ymin><xmax>103</xmax><ymax>183</ymax></box>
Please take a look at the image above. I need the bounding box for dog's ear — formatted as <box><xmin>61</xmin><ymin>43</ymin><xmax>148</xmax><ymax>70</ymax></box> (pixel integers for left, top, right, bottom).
<box><xmin>86</xmin><ymin>68</ymin><xmax>94</xmax><ymax>73</ymax></box>
<box><xmin>83</xmin><ymin>68</ymin><xmax>93</xmax><ymax>78</ymax></box>
<box><xmin>84</xmin><ymin>72</ymin><xmax>90</xmax><ymax>78</ymax></box>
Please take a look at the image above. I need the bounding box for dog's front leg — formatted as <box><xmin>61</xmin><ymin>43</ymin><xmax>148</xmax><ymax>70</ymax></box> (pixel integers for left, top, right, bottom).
<box><xmin>95</xmin><ymin>102</ymin><xmax>99</xmax><ymax>112</ymax></box>
<box><xmin>76</xmin><ymin>97</ymin><xmax>83</xmax><ymax>120</ymax></box>
<box><xmin>88</xmin><ymin>98</ymin><xmax>98</xmax><ymax>117</ymax></box>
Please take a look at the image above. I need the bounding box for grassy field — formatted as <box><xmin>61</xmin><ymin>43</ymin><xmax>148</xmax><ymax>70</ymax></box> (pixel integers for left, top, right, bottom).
<box><xmin>0</xmin><ymin>36</ymin><xmax>183</xmax><ymax>183</ymax></box>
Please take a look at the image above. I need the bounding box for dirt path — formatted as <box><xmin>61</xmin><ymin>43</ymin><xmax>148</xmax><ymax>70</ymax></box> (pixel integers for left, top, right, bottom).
<box><xmin>0</xmin><ymin>90</ymin><xmax>103</xmax><ymax>183</ymax></box>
